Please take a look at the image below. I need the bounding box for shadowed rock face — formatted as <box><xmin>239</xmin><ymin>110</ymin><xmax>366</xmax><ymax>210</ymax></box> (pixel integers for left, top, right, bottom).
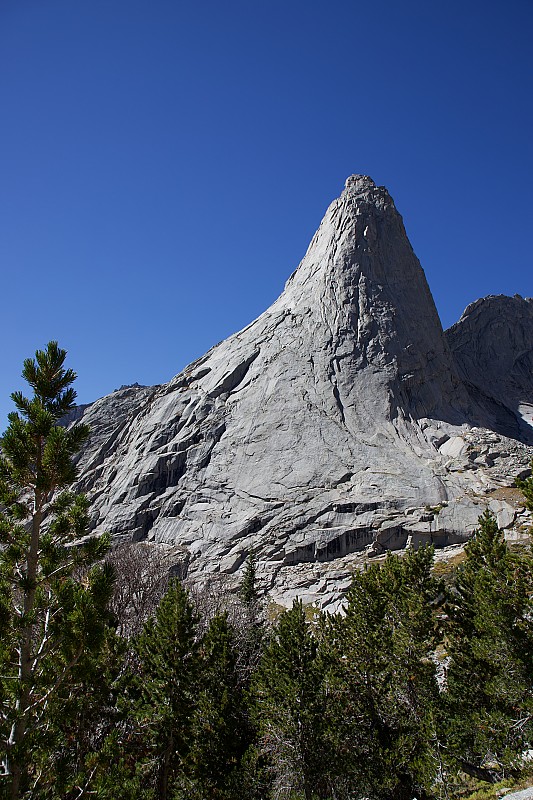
<box><xmin>446</xmin><ymin>295</ymin><xmax>533</xmax><ymax>444</ymax></box>
<box><xmin>74</xmin><ymin>177</ymin><xmax>533</xmax><ymax>605</ymax></box>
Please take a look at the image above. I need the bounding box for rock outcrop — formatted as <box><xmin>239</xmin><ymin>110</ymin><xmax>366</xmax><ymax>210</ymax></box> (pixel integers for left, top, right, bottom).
<box><xmin>446</xmin><ymin>295</ymin><xmax>533</xmax><ymax>444</ymax></box>
<box><xmin>73</xmin><ymin>176</ymin><xmax>533</xmax><ymax>607</ymax></box>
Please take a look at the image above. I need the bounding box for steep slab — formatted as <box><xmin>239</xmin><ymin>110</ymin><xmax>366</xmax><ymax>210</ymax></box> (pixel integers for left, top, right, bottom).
<box><xmin>74</xmin><ymin>177</ymin><xmax>533</xmax><ymax>602</ymax></box>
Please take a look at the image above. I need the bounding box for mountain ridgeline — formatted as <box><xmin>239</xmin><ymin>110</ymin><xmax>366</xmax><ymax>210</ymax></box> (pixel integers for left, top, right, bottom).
<box><xmin>74</xmin><ymin>176</ymin><xmax>533</xmax><ymax>606</ymax></box>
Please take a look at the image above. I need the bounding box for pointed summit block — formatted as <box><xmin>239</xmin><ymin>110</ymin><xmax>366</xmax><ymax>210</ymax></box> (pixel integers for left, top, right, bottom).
<box><xmin>75</xmin><ymin>178</ymin><xmax>533</xmax><ymax>605</ymax></box>
<box><xmin>279</xmin><ymin>174</ymin><xmax>464</xmax><ymax>424</ymax></box>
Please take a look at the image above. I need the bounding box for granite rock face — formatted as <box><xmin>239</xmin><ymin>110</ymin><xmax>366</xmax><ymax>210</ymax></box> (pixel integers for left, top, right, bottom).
<box><xmin>74</xmin><ymin>177</ymin><xmax>533</xmax><ymax>606</ymax></box>
<box><xmin>446</xmin><ymin>295</ymin><xmax>533</xmax><ymax>444</ymax></box>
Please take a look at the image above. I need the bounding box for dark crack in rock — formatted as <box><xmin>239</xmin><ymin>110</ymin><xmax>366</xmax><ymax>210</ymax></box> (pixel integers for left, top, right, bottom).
<box><xmin>72</xmin><ymin>176</ymin><xmax>533</xmax><ymax>608</ymax></box>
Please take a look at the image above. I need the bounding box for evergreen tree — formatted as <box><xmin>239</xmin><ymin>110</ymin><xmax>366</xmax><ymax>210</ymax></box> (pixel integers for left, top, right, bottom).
<box><xmin>516</xmin><ymin>460</ymin><xmax>533</xmax><ymax>513</ymax></box>
<box><xmin>236</xmin><ymin>551</ymin><xmax>265</xmax><ymax>692</ymax></box>
<box><xmin>251</xmin><ymin>600</ymin><xmax>329</xmax><ymax>800</ymax></box>
<box><xmin>179</xmin><ymin>612</ymin><xmax>252</xmax><ymax>800</ymax></box>
<box><xmin>239</xmin><ymin>552</ymin><xmax>260</xmax><ymax>607</ymax></box>
<box><xmin>0</xmin><ymin>342</ymin><xmax>114</xmax><ymax>799</ymax></box>
<box><xmin>133</xmin><ymin>580</ymin><xmax>199</xmax><ymax>800</ymax></box>
<box><xmin>442</xmin><ymin>511</ymin><xmax>533</xmax><ymax>780</ymax></box>
<box><xmin>330</xmin><ymin>546</ymin><xmax>441</xmax><ymax>800</ymax></box>
<box><xmin>31</xmin><ymin>630</ymin><xmax>130</xmax><ymax>799</ymax></box>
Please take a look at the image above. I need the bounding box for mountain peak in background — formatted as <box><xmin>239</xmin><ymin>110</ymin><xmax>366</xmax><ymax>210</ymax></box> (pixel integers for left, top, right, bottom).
<box><xmin>73</xmin><ymin>178</ymin><xmax>533</xmax><ymax>608</ymax></box>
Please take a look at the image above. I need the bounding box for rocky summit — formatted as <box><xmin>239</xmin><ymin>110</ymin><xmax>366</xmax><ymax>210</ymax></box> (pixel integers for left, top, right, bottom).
<box><xmin>74</xmin><ymin>176</ymin><xmax>533</xmax><ymax>608</ymax></box>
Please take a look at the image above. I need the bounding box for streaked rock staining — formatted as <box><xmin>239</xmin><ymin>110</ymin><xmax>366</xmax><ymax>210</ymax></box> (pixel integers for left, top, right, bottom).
<box><xmin>73</xmin><ymin>177</ymin><xmax>533</xmax><ymax>608</ymax></box>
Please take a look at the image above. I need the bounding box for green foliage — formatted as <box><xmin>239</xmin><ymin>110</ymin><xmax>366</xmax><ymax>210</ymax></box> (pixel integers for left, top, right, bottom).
<box><xmin>327</xmin><ymin>546</ymin><xmax>442</xmax><ymax>800</ymax></box>
<box><xmin>0</xmin><ymin>342</ymin><xmax>115</xmax><ymax>799</ymax></box>
<box><xmin>237</xmin><ymin>552</ymin><xmax>266</xmax><ymax>687</ymax></box>
<box><xmin>179</xmin><ymin>612</ymin><xmax>253</xmax><ymax>800</ymax></box>
<box><xmin>240</xmin><ymin>551</ymin><xmax>260</xmax><ymax>606</ymax></box>
<box><xmin>0</xmin><ymin>342</ymin><xmax>89</xmax><ymax>498</ymax></box>
<box><xmin>72</xmin><ymin>728</ymin><xmax>155</xmax><ymax>800</ymax></box>
<box><xmin>251</xmin><ymin>599</ymin><xmax>330</xmax><ymax>800</ymax></box>
<box><xmin>26</xmin><ymin>631</ymin><xmax>130</xmax><ymax>800</ymax></box>
<box><xmin>2</xmin><ymin>342</ymin><xmax>532</xmax><ymax>799</ymax></box>
<box><xmin>516</xmin><ymin>460</ymin><xmax>533</xmax><ymax>513</ymax></box>
<box><xmin>133</xmin><ymin>580</ymin><xmax>199</xmax><ymax>800</ymax></box>
<box><xmin>442</xmin><ymin>511</ymin><xmax>533</xmax><ymax>780</ymax></box>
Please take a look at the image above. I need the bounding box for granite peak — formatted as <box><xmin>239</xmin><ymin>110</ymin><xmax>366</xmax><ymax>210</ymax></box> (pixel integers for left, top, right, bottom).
<box><xmin>72</xmin><ymin>178</ymin><xmax>533</xmax><ymax>608</ymax></box>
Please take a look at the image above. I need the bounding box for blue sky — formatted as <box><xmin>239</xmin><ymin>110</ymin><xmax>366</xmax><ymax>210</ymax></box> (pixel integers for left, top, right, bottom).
<box><xmin>1</xmin><ymin>0</ymin><xmax>532</xmax><ymax>428</ymax></box>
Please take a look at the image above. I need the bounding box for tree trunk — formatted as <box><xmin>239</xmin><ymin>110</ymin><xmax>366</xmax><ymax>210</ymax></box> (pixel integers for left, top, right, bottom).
<box><xmin>158</xmin><ymin>733</ymin><xmax>174</xmax><ymax>800</ymax></box>
<box><xmin>458</xmin><ymin>758</ymin><xmax>501</xmax><ymax>784</ymax></box>
<box><xmin>7</xmin><ymin>493</ymin><xmax>43</xmax><ymax>800</ymax></box>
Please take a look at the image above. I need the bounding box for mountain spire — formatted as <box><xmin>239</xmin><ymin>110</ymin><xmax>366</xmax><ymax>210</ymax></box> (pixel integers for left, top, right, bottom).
<box><xmin>69</xmin><ymin>178</ymin><xmax>533</xmax><ymax>608</ymax></box>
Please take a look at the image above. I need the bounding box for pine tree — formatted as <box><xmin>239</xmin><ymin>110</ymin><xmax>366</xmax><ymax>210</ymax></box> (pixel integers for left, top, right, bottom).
<box><xmin>133</xmin><ymin>580</ymin><xmax>199</xmax><ymax>800</ymax></box>
<box><xmin>179</xmin><ymin>612</ymin><xmax>251</xmax><ymax>800</ymax></box>
<box><xmin>237</xmin><ymin>550</ymin><xmax>265</xmax><ymax>692</ymax></box>
<box><xmin>239</xmin><ymin>552</ymin><xmax>259</xmax><ymax>607</ymax></box>
<box><xmin>442</xmin><ymin>511</ymin><xmax>533</xmax><ymax>781</ymax></box>
<box><xmin>32</xmin><ymin>630</ymin><xmax>130</xmax><ymax>800</ymax></box>
<box><xmin>516</xmin><ymin>460</ymin><xmax>533</xmax><ymax>513</ymax></box>
<box><xmin>251</xmin><ymin>600</ymin><xmax>329</xmax><ymax>800</ymax></box>
<box><xmin>0</xmin><ymin>342</ymin><xmax>114</xmax><ymax>799</ymax></box>
<box><xmin>330</xmin><ymin>547</ymin><xmax>441</xmax><ymax>800</ymax></box>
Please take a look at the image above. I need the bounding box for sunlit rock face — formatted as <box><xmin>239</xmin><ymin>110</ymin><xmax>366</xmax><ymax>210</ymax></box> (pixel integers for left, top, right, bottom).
<box><xmin>74</xmin><ymin>177</ymin><xmax>533</xmax><ymax>608</ymax></box>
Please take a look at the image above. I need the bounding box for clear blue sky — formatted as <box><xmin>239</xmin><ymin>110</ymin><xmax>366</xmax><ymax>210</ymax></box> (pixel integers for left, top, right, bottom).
<box><xmin>1</xmin><ymin>0</ymin><xmax>532</xmax><ymax>429</ymax></box>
